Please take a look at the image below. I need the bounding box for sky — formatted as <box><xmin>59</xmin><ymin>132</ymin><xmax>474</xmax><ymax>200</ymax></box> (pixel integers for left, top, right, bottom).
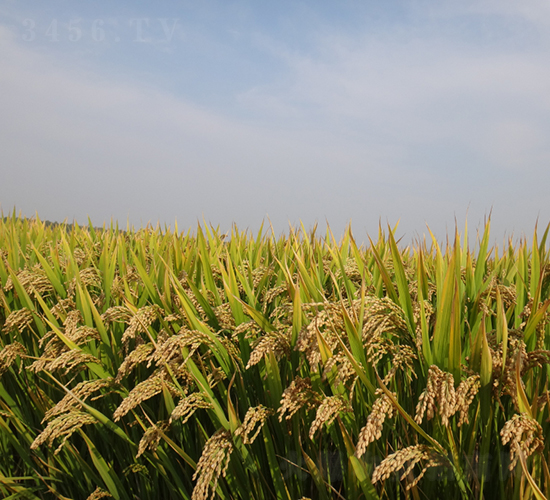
<box><xmin>1</xmin><ymin>0</ymin><xmax>550</xmax><ymax>245</ymax></box>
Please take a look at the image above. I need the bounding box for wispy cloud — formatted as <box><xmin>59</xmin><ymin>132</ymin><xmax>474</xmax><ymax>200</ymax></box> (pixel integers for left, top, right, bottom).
<box><xmin>1</xmin><ymin>1</ymin><xmax>550</xmax><ymax>242</ymax></box>
<box><xmin>0</xmin><ymin>25</ymin><xmax>391</xmax><ymax>234</ymax></box>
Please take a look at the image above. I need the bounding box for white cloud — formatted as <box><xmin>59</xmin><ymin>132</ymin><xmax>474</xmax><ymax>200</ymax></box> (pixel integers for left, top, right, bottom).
<box><xmin>412</xmin><ymin>0</ymin><xmax>550</xmax><ymax>26</ymax></box>
<box><xmin>240</xmin><ymin>16</ymin><xmax>550</xmax><ymax>177</ymax></box>
<box><xmin>2</xmin><ymin>1</ymin><xmax>550</xmax><ymax>243</ymax></box>
<box><xmin>481</xmin><ymin>120</ymin><xmax>550</xmax><ymax>170</ymax></box>
<box><xmin>0</xmin><ymin>25</ymin><xmax>394</xmax><ymax>234</ymax></box>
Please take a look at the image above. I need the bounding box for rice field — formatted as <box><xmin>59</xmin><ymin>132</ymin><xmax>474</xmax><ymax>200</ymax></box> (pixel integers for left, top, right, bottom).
<box><xmin>1</xmin><ymin>213</ymin><xmax>550</xmax><ymax>499</ymax></box>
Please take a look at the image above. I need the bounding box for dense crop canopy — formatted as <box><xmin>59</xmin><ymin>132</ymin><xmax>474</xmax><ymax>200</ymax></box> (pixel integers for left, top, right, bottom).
<box><xmin>1</xmin><ymin>214</ymin><xmax>550</xmax><ymax>499</ymax></box>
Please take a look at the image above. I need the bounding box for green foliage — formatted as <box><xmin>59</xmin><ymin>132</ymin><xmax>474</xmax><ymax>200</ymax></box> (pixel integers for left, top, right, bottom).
<box><xmin>0</xmin><ymin>215</ymin><xmax>550</xmax><ymax>499</ymax></box>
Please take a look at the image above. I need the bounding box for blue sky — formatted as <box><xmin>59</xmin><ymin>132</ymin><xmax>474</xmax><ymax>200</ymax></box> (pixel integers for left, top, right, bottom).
<box><xmin>1</xmin><ymin>0</ymin><xmax>550</xmax><ymax>243</ymax></box>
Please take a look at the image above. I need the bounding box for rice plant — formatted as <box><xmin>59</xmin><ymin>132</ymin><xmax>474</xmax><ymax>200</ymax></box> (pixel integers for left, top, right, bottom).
<box><xmin>1</xmin><ymin>212</ymin><xmax>549</xmax><ymax>499</ymax></box>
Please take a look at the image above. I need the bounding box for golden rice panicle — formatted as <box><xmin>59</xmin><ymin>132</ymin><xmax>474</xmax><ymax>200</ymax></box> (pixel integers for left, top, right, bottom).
<box><xmin>277</xmin><ymin>377</ymin><xmax>318</xmax><ymax>422</ymax></box>
<box><xmin>40</xmin><ymin>349</ymin><xmax>99</xmax><ymax>376</ymax></box>
<box><xmin>72</xmin><ymin>248</ymin><xmax>87</xmax><ymax>266</ymax></box>
<box><xmin>435</xmin><ymin>367</ymin><xmax>456</xmax><ymax>427</ymax></box>
<box><xmin>415</xmin><ymin>382</ymin><xmax>435</xmax><ymax>424</ymax></box>
<box><xmin>136</xmin><ymin>421</ymin><xmax>169</xmax><ymax>458</ymax></box>
<box><xmin>29</xmin><ymin>333</ymin><xmax>67</xmax><ymax>373</ymax></box>
<box><xmin>192</xmin><ymin>430</ymin><xmax>234</xmax><ymax>500</ymax></box>
<box><xmin>101</xmin><ymin>305</ymin><xmax>133</xmax><ymax>325</ymax></box>
<box><xmin>6</xmin><ymin>266</ymin><xmax>53</xmax><ymax>297</ymax></box>
<box><xmin>37</xmin><ymin>329</ymin><xmax>62</xmax><ymax>350</ymax></box>
<box><xmin>44</xmin><ymin>378</ymin><xmax>114</xmax><ymax>421</ymax></box>
<box><xmin>149</xmin><ymin>329</ymin><xmax>203</xmax><ymax>367</ymax></box>
<box><xmin>63</xmin><ymin>310</ymin><xmax>83</xmax><ymax>338</ymax></box>
<box><xmin>85</xmin><ymin>487</ymin><xmax>112</xmax><ymax>500</ymax></box>
<box><xmin>28</xmin><ymin>343</ymin><xmax>99</xmax><ymax>375</ymax></box>
<box><xmin>520</xmin><ymin>297</ymin><xmax>550</xmax><ymax>349</ymax></box>
<box><xmin>525</xmin><ymin>349</ymin><xmax>550</xmax><ymax>371</ymax></box>
<box><xmin>31</xmin><ymin>410</ymin><xmax>97</xmax><ymax>454</ymax></box>
<box><xmin>322</xmin><ymin>353</ymin><xmax>356</xmax><ymax>387</ymax></box>
<box><xmin>162</xmin><ymin>360</ymin><xmax>194</xmax><ymax>389</ymax></box>
<box><xmin>372</xmin><ymin>445</ymin><xmax>425</xmax><ymax>483</ymax></box>
<box><xmin>213</xmin><ymin>302</ymin><xmax>236</xmax><ymax>330</ymax></box>
<box><xmin>50</xmin><ymin>297</ymin><xmax>76</xmax><ymax>320</ymax></box>
<box><xmin>415</xmin><ymin>365</ymin><xmax>457</xmax><ymax>427</ymax></box>
<box><xmin>500</xmin><ymin>413</ymin><xmax>545</xmax><ymax>470</ymax></box>
<box><xmin>0</xmin><ymin>341</ymin><xmax>26</xmax><ymax>376</ymax></box>
<box><xmin>371</xmin><ymin>445</ymin><xmax>447</xmax><ymax>490</ymax></box>
<box><xmin>246</xmin><ymin>331</ymin><xmax>291</xmax><ymax>369</ymax></box>
<box><xmin>295</xmin><ymin>322</ymin><xmax>323</xmax><ymax>371</ymax></box>
<box><xmin>2</xmin><ymin>308</ymin><xmax>34</xmax><ymax>334</ymax></box>
<box><xmin>79</xmin><ymin>267</ymin><xmax>102</xmax><ymax>289</ymax></box>
<box><xmin>455</xmin><ymin>374</ymin><xmax>480</xmax><ymax>426</ymax></box>
<box><xmin>109</xmin><ymin>277</ymin><xmax>132</xmax><ymax>303</ymax></box>
<box><xmin>121</xmin><ymin>305</ymin><xmax>160</xmax><ymax>345</ymax></box>
<box><xmin>163</xmin><ymin>312</ymin><xmax>183</xmax><ymax>323</ymax></box>
<box><xmin>362</xmin><ymin>297</ymin><xmax>408</xmax><ymax>345</ymax></box>
<box><xmin>70</xmin><ymin>326</ymin><xmax>102</xmax><ymax>346</ymax></box>
<box><xmin>113</xmin><ymin>375</ymin><xmax>163</xmax><ymax>421</ymax></box>
<box><xmin>206</xmin><ymin>366</ymin><xmax>227</xmax><ymax>389</ymax></box>
<box><xmin>296</xmin><ymin>303</ymin><xmax>342</xmax><ymax>371</ymax></box>
<box><xmin>235</xmin><ymin>405</ymin><xmax>273</xmax><ymax>444</ymax></box>
<box><xmin>153</xmin><ymin>329</ymin><xmax>213</xmax><ymax>366</ymax></box>
<box><xmin>382</xmin><ymin>344</ymin><xmax>417</xmax><ymax>385</ymax></box>
<box><xmin>492</xmin><ymin>337</ymin><xmax>527</xmax><ymax>410</ymax></box>
<box><xmin>262</xmin><ymin>283</ymin><xmax>287</xmax><ymax>305</ymax></box>
<box><xmin>170</xmin><ymin>393</ymin><xmax>213</xmax><ymax>425</ymax></box>
<box><xmin>233</xmin><ymin>321</ymin><xmax>261</xmax><ymax>342</ymax></box>
<box><xmin>115</xmin><ymin>343</ymin><xmax>155</xmax><ymax>382</ymax></box>
<box><xmin>0</xmin><ymin>248</ymin><xmax>7</xmax><ymax>267</ymax></box>
<box><xmin>309</xmin><ymin>395</ymin><xmax>349</xmax><ymax>440</ymax></box>
<box><xmin>66</xmin><ymin>267</ymin><xmax>102</xmax><ymax>297</ymax></box>
<box><xmin>356</xmin><ymin>390</ymin><xmax>396</xmax><ymax>458</ymax></box>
